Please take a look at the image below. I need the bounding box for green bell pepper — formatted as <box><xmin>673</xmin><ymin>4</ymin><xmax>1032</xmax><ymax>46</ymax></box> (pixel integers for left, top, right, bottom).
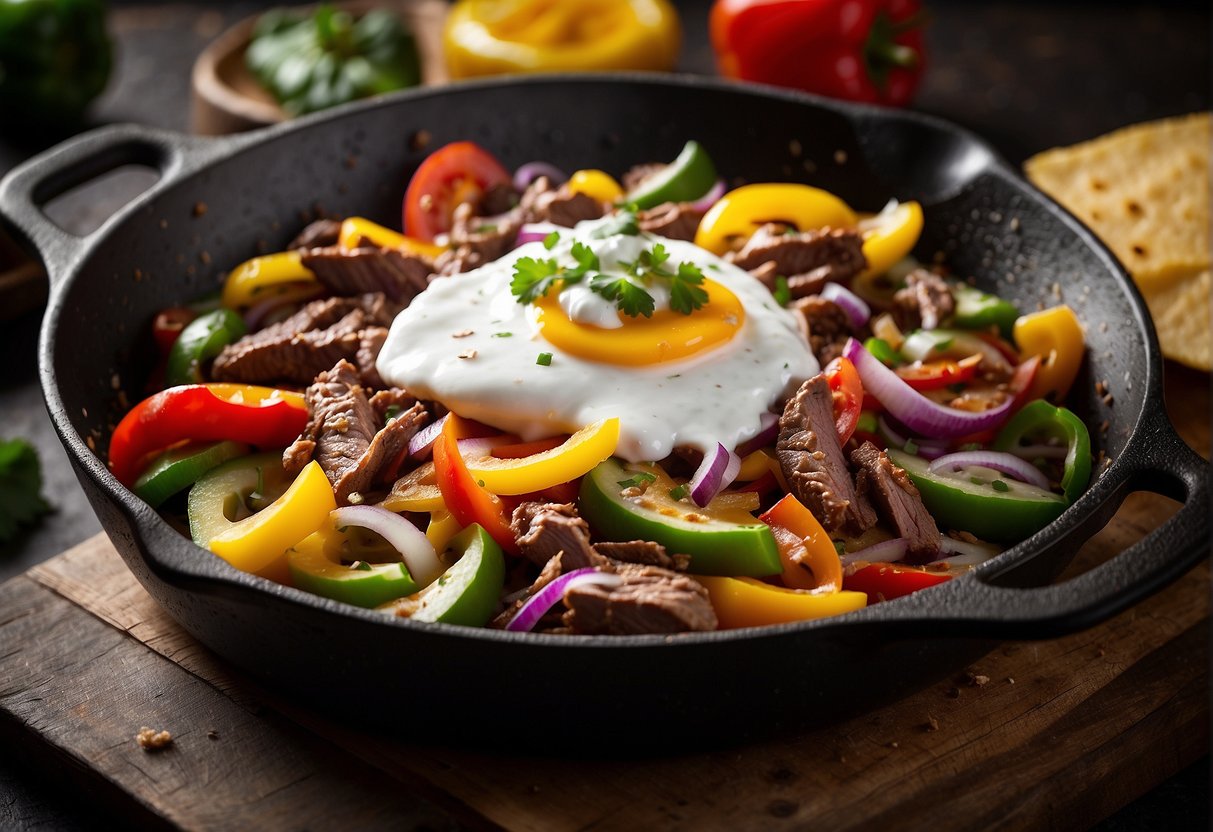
<box><xmin>187</xmin><ymin>452</ymin><xmax>292</xmax><ymax>549</ymax></box>
<box><xmin>0</xmin><ymin>0</ymin><xmax>111</xmax><ymax>130</ymax></box>
<box><xmin>134</xmin><ymin>440</ymin><xmax>251</xmax><ymax>508</ymax></box>
<box><xmin>407</xmin><ymin>524</ymin><xmax>505</xmax><ymax>627</ymax></box>
<box><xmin>246</xmin><ymin>4</ymin><xmax>421</xmax><ymax>117</ymax></box>
<box><xmin>888</xmin><ymin>448</ymin><xmax>1066</xmax><ymax>541</ymax></box>
<box><xmin>165</xmin><ymin>309</ymin><xmax>247</xmax><ymax>387</ymax></box>
<box><xmin>951</xmin><ymin>284</ymin><xmax>1020</xmax><ymax>338</ymax></box>
<box><xmin>993</xmin><ymin>400</ymin><xmax>1091</xmax><ymax>505</ymax></box>
<box><xmin>579</xmin><ymin>458</ymin><xmax>781</xmax><ymax>577</ymax></box>
<box><xmin>288</xmin><ymin>526</ymin><xmax>419</xmax><ymax>609</ymax></box>
<box><xmin>625</xmin><ymin>140</ymin><xmax>718</xmax><ymax>210</ymax></box>
<box><xmin>864</xmin><ymin>336</ymin><xmax>903</xmax><ymax>366</ymax></box>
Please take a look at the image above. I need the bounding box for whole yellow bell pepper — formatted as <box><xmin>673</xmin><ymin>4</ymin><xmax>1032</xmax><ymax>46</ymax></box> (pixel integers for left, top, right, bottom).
<box><xmin>444</xmin><ymin>0</ymin><xmax>681</xmax><ymax>78</ymax></box>
<box><xmin>697</xmin><ymin>576</ymin><xmax>867</xmax><ymax>629</ymax></box>
<box><xmin>463</xmin><ymin>418</ymin><xmax>620</xmax><ymax>495</ymax></box>
<box><xmin>1013</xmin><ymin>305</ymin><xmax>1085</xmax><ymax>403</ymax></box>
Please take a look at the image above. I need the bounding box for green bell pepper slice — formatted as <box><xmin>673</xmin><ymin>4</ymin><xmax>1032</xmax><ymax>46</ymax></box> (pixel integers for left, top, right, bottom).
<box><xmin>888</xmin><ymin>448</ymin><xmax>1066</xmax><ymax>542</ymax></box>
<box><xmin>187</xmin><ymin>452</ymin><xmax>292</xmax><ymax>548</ymax></box>
<box><xmin>288</xmin><ymin>527</ymin><xmax>419</xmax><ymax>608</ymax></box>
<box><xmin>405</xmin><ymin>524</ymin><xmax>505</xmax><ymax>627</ymax></box>
<box><xmin>625</xmin><ymin>140</ymin><xmax>718</xmax><ymax>210</ymax></box>
<box><xmin>165</xmin><ymin>309</ymin><xmax>247</xmax><ymax>387</ymax></box>
<box><xmin>951</xmin><ymin>284</ymin><xmax>1020</xmax><ymax>338</ymax></box>
<box><xmin>134</xmin><ymin>440</ymin><xmax>251</xmax><ymax>508</ymax></box>
<box><xmin>993</xmin><ymin>400</ymin><xmax>1092</xmax><ymax>505</ymax></box>
<box><xmin>864</xmin><ymin>336</ymin><xmax>903</xmax><ymax>366</ymax></box>
<box><xmin>579</xmin><ymin>458</ymin><xmax>781</xmax><ymax>577</ymax></box>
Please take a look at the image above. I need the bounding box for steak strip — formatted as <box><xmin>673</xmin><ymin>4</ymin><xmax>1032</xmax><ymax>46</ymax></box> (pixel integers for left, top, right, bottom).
<box><xmin>794</xmin><ymin>296</ymin><xmax>855</xmax><ymax>366</ymax></box>
<box><xmin>562</xmin><ymin>563</ymin><xmax>717</xmax><ymax>635</ymax></box>
<box><xmin>301</xmin><ymin>246</ymin><xmax>433</xmax><ymax>305</ymax></box>
<box><xmin>850</xmin><ymin>441</ymin><xmax>941</xmax><ymax>563</ymax></box>
<box><xmin>891</xmin><ymin>268</ymin><xmax>955</xmax><ymax>331</ymax></box>
<box><xmin>776</xmin><ymin>376</ymin><xmax>876</xmax><ymax>533</ymax></box>
<box><xmin>636</xmin><ymin>202</ymin><xmax>705</xmax><ymax>241</ymax></box>
<box><xmin>510</xmin><ymin>502</ymin><xmax>605</xmax><ymax>571</ymax></box>
<box><xmin>729</xmin><ymin>225</ymin><xmax>867</xmax><ymax>291</ymax></box>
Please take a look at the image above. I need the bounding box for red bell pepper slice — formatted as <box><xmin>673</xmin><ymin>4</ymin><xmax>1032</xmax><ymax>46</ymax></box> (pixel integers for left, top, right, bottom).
<box><xmin>895</xmin><ymin>357</ymin><xmax>979</xmax><ymax>391</ymax></box>
<box><xmin>825</xmin><ymin>356</ymin><xmax>863</xmax><ymax>445</ymax></box>
<box><xmin>109</xmin><ymin>385</ymin><xmax>307</xmax><ymax>487</ymax></box>
<box><xmin>844</xmin><ymin>562</ymin><xmax>951</xmax><ymax>604</ymax></box>
<box><xmin>432</xmin><ymin>414</ymin><xmax>520</xmax><ymax>555</ymax></box>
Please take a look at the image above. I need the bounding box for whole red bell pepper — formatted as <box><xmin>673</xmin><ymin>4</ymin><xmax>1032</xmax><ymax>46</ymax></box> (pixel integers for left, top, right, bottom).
<box><xmin>710</xmin><ymin>0</ymin><xmax>926</xmax><ymax>106</ymax></box>
<box><xmin>109</xmin><ymin>385</ymin><xmax>307</xmax><ymax>487</ymax></box>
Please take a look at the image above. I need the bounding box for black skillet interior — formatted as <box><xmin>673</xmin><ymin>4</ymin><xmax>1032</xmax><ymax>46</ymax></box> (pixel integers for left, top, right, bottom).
<box><xmin>4</xmin><ymin>76</ymin><xmax>1207</xmax><ymax>749</ymax></box>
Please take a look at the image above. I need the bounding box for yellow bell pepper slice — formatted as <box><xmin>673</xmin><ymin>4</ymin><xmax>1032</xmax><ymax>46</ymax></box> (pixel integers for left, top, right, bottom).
<box><xmin>1013</xmin><ymin>305</ymin><xmax>1085</xmax><ymax>403</ymax></box>
<box><xmin>567</xmin><ymin>169</ymin><xmax>624</xmax><ymax>204</ymax></box>
<box><xmin>694</xmin><ymin>183</ymin><xmax>858</xmax><ymax>255</ymax></box>
<box><xmin>380</xmin><ymin>462</ymin><xmax>445</xmax><ymax>513</ymax></box>
<box><xmin>203</xmin><ymin>383</ymin><xmax>306</xmax><ymax>411</ymax></box>
<box><xmin>221</xmin><ymin>251</ymin><xmax>318</xmax><ymax>309</ymax></box>
<box><xmin>208</xmin><ymin>460</ymin><xmax>336</xmax><ymax>577</ymax></box>
<box><xmin>698</xmin><ymin>576</ymin><xmax>867</xmax><ymax>629</ymax></box>
<box><xmin>338</xmin><ymin>217</ymin><xmax>446</xmax><ymax>260</ymax></box>
<box><xmin>443</xmin><ymin>0</ymin><xmax>681</xmax><ymax>78</ymax></box>
<box><xmin>856</xmin><ymin>200</ymin><xmax>924</xmax><ymax>277</ymax></box>
<box><xmin>736</xmin><ymin>450</ymin><xmax>770</xmax><ymax>482</ymax></box>
<box><xmin>426</xmin><ymin>509</ymin><xmax>463</xmax><ymax>552</ymax></box>
<box><xmin>463</xmin><ymin>418</ymin><xmax>621</xmax><ymax>495</ymax></box>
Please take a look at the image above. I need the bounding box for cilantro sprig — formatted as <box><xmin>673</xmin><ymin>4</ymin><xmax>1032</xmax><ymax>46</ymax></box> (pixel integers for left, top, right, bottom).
<box><xmin>0</xmin><ymin>439</ymin><xmax>51</xmax><ymax>544</ymax></box>
<box><xmin>509</xmin><ymin>242</ymin><xmax>600</xmax><ymax>304</ymax></box>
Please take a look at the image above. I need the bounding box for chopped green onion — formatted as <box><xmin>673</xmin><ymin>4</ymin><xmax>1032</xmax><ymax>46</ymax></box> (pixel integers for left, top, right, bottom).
<box><xmin>536</xmin><ymin>352</ymin><xmax>553</xmax><ymax>366</ymax></box>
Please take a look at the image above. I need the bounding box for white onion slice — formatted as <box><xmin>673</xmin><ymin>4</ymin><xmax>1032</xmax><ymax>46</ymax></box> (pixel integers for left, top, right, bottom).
<box><xmin>406</xmin><ymin>414</ymin><xmax>448</xmax><ymax>461</ymax></box>
<box><xmin>845</xmin><ymin>339</ymin><xmax>1015</xmax><ymax>439</ymax></box>
<box><xmin>330</xmin><ymin>506</ymin><xmax>444</xmax><ymax>588</ymax></box>
<box><xmin>820</xmin><ymin>282</ymin><xmax>872</xmax><ymax>329</ymax></box>
<box><xmin>505</xmin><ymin>568</ymin><xmax>623</xmax><ymax>633</ymax></box>
<box><xmin>689</xmin><ymin>442</ymin><xmax>742</xmax><ymax>507</ymax></box>
<box><xmin>840</xmin><ymin>537</ymin><xmax>908</xmax><ymax>568</ymax></box>
<box><xmin>938</xmin><ymin>534</ymin><xmax>1003</xmax><ymax>565</ymax></box>
<box><xmin>928</xmin><ymin>451</ymin><xmax>1051</xmax><ymax>489</ymax></box>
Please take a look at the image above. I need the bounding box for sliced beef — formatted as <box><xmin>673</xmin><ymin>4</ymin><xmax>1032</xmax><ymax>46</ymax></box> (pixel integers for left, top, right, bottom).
<box><xmin>510</xmin><ymin>502</ymin><xmax>604</xmax><ymax>571</ymax></box>
<box><xmin>282</xmin><ymin>360</ymin><xmax>427</xmax><ymax>504</ymax></box>
<box><xmin>356</xmin><ymin>326</ymin><xmax>388</xmax><ymax>388</ymax></box>
<box><xmin>637</xmin><ymin>202</ymin><xmax>705</xmax><ymax>241</ymax></box>
<box><xmin>892</xmin><ymin>268</ymin><xmax>955</xmax><ymax>331</ymax></box>
<box><xmin>794</xmin><ymin>296</ymin><xmax>854</xmax><ymax>365</ymax></box>
<box><xmin>519</xmin><ymin>176</ymin><xmax>604</xmax><ymax>227</ymax></box>
<box><xmin>288</xmin><ymin>218</ymin><xmax>342</xmax><ymax>250</ymax></box>
<box><xmin>434</xmin><ymin>201</ymin><xmax>524</xmax><ymax>275</ymax></box>
<box><xmin>776</xmin><ymin>376</ymin><xmax>876</xmax><ymax>533</ymax></box>
<box><xmin>592</xmin><ymin>540</ymin><xmax>681</xmax><ymax>570</ymax></box>
<box><xmin>301</xmin><ymin>246</ymin><xmax>432</xmax><ymax>305</ymax></box>
<box><xmin>621</xmin><ymin>162</ymin><xmax>665</xmax><ymax>193</ymax></box>
<box><xmin>476</xmin><ymin>182</ymin><xmax>518</xmax><ymax>217</ymax></box>
<box><xmin>562</xmin><ymin>563</ymin><xmax>717</xmax><ymax>635</ymax></box>
<box><xmin>850</xmin><ymin>441</ymin><xmax>941</xmax><ymax>563</ymax></box>
<box><xmin>729</xmin><ymin>225</ymin><xmax>867</xmax><ymax>295</ymax></box>
<box><xmin>368</xmin><ymin>388</ymin><xmax>419</xmax><ymax>422</ymax></box>
<box><xmin>211</xmin><ymin>294</ymin><xmax>397</xmax><ymax>386</ymax></box>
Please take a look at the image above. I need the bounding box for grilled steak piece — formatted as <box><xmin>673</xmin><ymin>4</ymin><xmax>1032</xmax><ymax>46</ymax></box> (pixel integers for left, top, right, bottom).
<box><xmin>211</xmin><ymin>294</ymin><xmax>398</xmax><ymax>386</ymax></box>
<box><xmin>729</xmin><ymin>225</ymin><xmax>867</xmax><ymax>293</ymax></box>
<box><xmin>368</xmin><ymin>388</ymin><xmax>419</xmax><ymax>422</ymax></box>
<box><xmin>777</xmin><ymin>376</ymin><xmax>876</xmax><ymax>533</ymax></box>
<box><xmin>562</xmin><ymin>563</ymin><xmax>717</xmax><ymax>635</ymax></box>
<box><xmin>434</xmin><ymin>201</ymin><xmax>524</xmax><ymax>275</ymax></box>
<box><xmin>477</xmin><ymin>182</ymin><xmax>518</xmax><ymax>217</ymax></box>
<box><xmin>301</xmin><ymin>246</ymin><xmax>432</xmax><ymax>304</ymax></box>
<box><xmin>489</xmin><ymin>553</ymin><xmax>565</xmax><ymax>629</ymax></box>
<box><xmin>795</xmin><ymin>296</ymin><xmax>854</xmax><ymax>365</ymax></box>
<box><xmin>892</xmin><ymin>268</ymin><xmax>955</xmax><ymax>331</ymax></box>
<box><xmin>519</xmin><ymin>176</ymin><xmax>604</xmax><ymax>227</ymax></box>
<box><xmin>510</xmin><ymin>502</ymin><xmax>605</xmax><ymax>571</ymax></box>
<box><xmin>850</xmin><ymin>441</ymin><xmax>942</xmax><ymax>563</ymax></box>
<box><xmin>283</xmin><ymin>360</ymin><xmax>427</xmax><ymax>504</ymax></box>
<box><xmin>621</xmin><ymin>162</ymin><xmax>665</xmax><ymax>192</ymax></box>
<box><xmin>356</xmin><ymin>326</ymin><xmax>389</xmax><ymax>388</ymax></box>
<box><xmin>637</xmin><ymin>202</ymin><xmax>705</xmax><ymax>241</ymax></box>
<box><xmin>288</xmin><ymin>218</ymin><xmax>342</xmax><ymax>250</ymax></box>
<box><xmin>592</xmin><ymin>540</ymin><xmax>682</xmax><ymax>570</ymax></box>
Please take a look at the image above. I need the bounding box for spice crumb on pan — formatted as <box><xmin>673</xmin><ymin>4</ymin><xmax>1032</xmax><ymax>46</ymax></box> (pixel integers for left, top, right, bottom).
<box><xmin>946</xmin><ymin>687</ymin><xmax>961</xmax><ymax>699</ymax></box>
<box><xmin>1102</xmin><ymin>392</ymin><xmax>1115</xmax><ymax>406</ymax></box>
<box><xmin>1095</xmin><ymin>380</ymin><xmax>1108</xmax><ymax>397</ymax></box>
<box><xmin>1006</xmin><ymin>677</ymin><xmax>1016</xmax><ymax>684</ymax></box>
<box><xmin>967</xmin><ymin>672</ymin><xmax>990</xmax><ymax>687</ymax></box>
<box><xmin>207</xmin><ymin>730</ymin><xmax>220</xmax><ymax>741</ymax></box>
<box><xmin>192</xmin><ymin>202</ymin><xmax>208</xmax><ymax>218</ymax></box>
<box><xmin>833</xmin><ymin>149</ymin><xmax>848</xmax><ymax>165</ymax></box>
<box><xmin>924</xmin><ymin>714</ymin><xmax>941</xmax><ymax>732</ymax></box>
<box><xmin>886</xmin><ymin>741</ymin><xmax>900</xmax><ymax>749</ymax></box>
<box><xmin>1009</xmin><ymin>216</ymin><xmax>1021</xmax><ymax>232</ymax></box>
<box><xmin>136</xmin><ymin>727</ymin><xmax>172</xmax><ymax>750</ymax></box>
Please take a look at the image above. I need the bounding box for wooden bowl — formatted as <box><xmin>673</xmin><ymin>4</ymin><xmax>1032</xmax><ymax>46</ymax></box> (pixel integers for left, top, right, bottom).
<box><xmin>191</xmin><ymin>0</ymin><xmax>449</xmax><ymax>135</ymax></box>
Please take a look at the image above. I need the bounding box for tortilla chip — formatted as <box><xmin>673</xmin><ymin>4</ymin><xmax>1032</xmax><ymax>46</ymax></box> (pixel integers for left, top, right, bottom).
<box><xmin>1025</xmin><ymin>113</ymin><xmax>1211</xmax><ymax>283</ymax></box>
<box><xmin>1140</xmin><ymin>267</ymin><xmax>1211</xmax><ymax>371</ymax></box>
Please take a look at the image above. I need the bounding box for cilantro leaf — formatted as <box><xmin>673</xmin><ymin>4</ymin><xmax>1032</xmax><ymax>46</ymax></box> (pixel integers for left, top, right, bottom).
<box><xmin>590</xmin><ymin>273</ymin><xmax>655</xmax><ymax>318</ymax></box>
<box><xmin>566</xmin><ymin>241</ymin><xmax>600</xmax><ymax>282</ymax></box>
<box><xmin>0</xmin><ymin>439</ymin><xmax>51</xmax><ymax>544</ymax></box>
<box><xmin>543</xmin><ymin>231</ymin><xmax>560</xmax><ymax>250</ymax></box>
<box><xmin>590</xmin><ymin>211</ymin><xmax>639</xmax><ymax>239</ymax></box>
<box><xmin>773</xmin><ymin>275</ymin><xmax>791</xmax><ymax>307</ymax></box>
<box><xmin>669</xmin><ymin>261</ymin><xmax>709</xmax><ymax>315</ymax></box>
<box><xmin>510</xmin><ymin>256</ymin><xmax>561</xmax><ymax>304</ymax></box>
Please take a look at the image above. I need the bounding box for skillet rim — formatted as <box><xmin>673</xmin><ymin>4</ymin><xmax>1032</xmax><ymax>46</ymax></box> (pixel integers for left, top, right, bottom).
<box><xmin>32</xmin><ymin>72</ymin><xmax>1170</xmax><ymax>648</ymax></box>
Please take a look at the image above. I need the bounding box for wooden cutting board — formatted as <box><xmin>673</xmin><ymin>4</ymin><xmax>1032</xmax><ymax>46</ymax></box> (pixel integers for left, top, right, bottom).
<box><xmin>0</xmin><ymin>366</ymin><xmax>1207</xmax><ymax>831</ymax></box>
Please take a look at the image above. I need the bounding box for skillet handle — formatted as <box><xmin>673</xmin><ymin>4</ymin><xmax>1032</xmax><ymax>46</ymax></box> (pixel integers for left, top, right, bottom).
<box><xmin>0</xmin><ymin>124</ymin><xmax>235</xmax><ymax>280</ymax></box>
<box><xmin>895</xmin><ymin>407</ymin><xmax>1208</xmax><ymax>639</ymax></box>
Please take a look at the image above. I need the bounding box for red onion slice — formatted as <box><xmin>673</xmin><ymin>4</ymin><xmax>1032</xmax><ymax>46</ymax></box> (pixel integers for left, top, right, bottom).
<box><xmin>844</xmin><ymin>339</ymin><xmax>1015</xmax><ymax>439</ymax></box>
<box><xmin>734</xmin><ymin>411</ymin><xmax>779</xmax><ymax>458</ymax></box>
<box><xmin>330</xmin><ymin>505</ymin><xmax>444</xmax><ymax>588</ymax></box>
<box><xmin>514</xmin><ymin>162</ymin><xmax>567</xmax><ymax>191</ymax></box>
<box><xmin>407</xmin><ymin>414</ymin><xmax>448</xmax><ymax>461</ymax></box>
<box><xmin>690</xmin><ymin>442</ymin><xmax>742</xmax><ymax>507</ymax></box>
<box><xmin>928</xmin><ymin>451</ymin><xmax>1051</xmax><ymax>489</ymax></box>
<box><xmin>820</xmin><ymin>283</ymin><xmax>871</xmax><ymax>329</ymax></box>
<box><xmin>505</xmin><ymin>568</ymin><xmax>623</xmax><ymax>633</ymax></box>
<box><xmin>689</xmin><ymin>179</ymin><xmax>727</xmax><ymax>212</ymax></box>
<box><xmin>840</xmin><ymin>537</ymin><xmax>908</xmax><ymax>568</ymax></box>
<box><xmin>516</xmin><ymin>222</ymin><xmax>561</xmax><ymax>247</ymax></box>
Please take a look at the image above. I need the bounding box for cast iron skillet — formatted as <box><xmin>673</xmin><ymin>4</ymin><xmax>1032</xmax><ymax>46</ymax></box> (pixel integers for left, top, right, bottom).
<box><xmin>1</xmin><ymin>76</ymin><xmax>1207</xmax><ymax>749</ymax></box>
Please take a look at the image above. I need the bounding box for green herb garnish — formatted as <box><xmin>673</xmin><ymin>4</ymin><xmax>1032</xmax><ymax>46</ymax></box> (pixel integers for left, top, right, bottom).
<box><xmin>536</xmin><ymin>352</ymin><xmax>553</xmax><ymax>366</ymax></box>
<box><xmin>589</xmin><ymin>211</ymin><xmax>639</xmax><ymax>239</ymax></box>
<box><xmin>991</xmin><ymin>479</ymin><xmax>1010</xmax><ymax>492</ymax></box>
<box><xmin>617</xmin><ymin>471</ymin><xmax>658</xmax><ymax>489</ymax></box>
<box><xmin>589</xmin><ymin>273</ymin><xmax>656</xmax><ymax>318</ymax></box>
<box><xmin>668</xmin><ymin>484</ymin><xmax>690</xmax><ymax>501</ymax></box>
<box><xmin>903</xmin><ymin>440</ymin><xmax>919</xmax><ymax>455</ymax></box>
<box><xmin>543</xmin><ymin>231</ymin><xmax>560</xmax><ymax>250</ymax></box>
<box><xmin>492</xmin><ymin>332</ymin><xmax>513</xmax><ymax>338</ymax></box>
<box><xmin>773</xmin><ymin>275</ymin><xmax>791</xmax><ymax>307</ymax></box>
<box><xmin>0</xmin><ymin>439</ymin><xmax>51</xmax><ymax>544</ymax></box>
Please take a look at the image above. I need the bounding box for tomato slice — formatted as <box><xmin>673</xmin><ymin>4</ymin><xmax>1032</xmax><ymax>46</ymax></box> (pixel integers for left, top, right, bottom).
<box><xmin>403</xmin><ymin>142</ymin><xmax>512</xmax><ymax>242</ymax></box>
<box><xmin>824</xmin><ymin>357</ymin><xmax>863</xmax><ymax>445</ymax></box>
<box><xmin>895</xmin><ymin>357</ymin><xmax>980</xmax><ymax>391</ymax></box>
